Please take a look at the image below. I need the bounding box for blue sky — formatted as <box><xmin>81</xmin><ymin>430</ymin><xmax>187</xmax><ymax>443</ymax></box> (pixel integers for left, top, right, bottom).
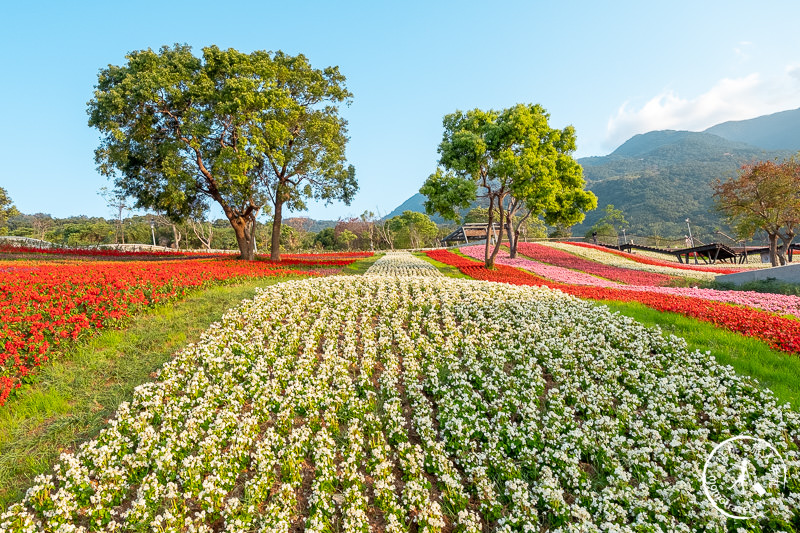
<box><xmin>2</xmin><ymin>0</ymin><xmax>800</xmax><ymax>221</ymax></box>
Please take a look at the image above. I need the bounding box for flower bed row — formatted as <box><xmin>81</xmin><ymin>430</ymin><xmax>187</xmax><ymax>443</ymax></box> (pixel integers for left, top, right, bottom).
<box><xmin>365</xmin><ymin>252</ymin><xmax>443</xmax><ymax>277</ymax></box>
<box><xmin>283</xmin><ymin>251</ymin><xmax>374</xmax><ymax>259</ymax></box>
<box><xmin>274</xmin><ymin>251</ymin><xmax>374</xmax><ymax>267</ymax></box>
<box><xmin>0</xmin><ymin>259</ymin><xmax>314</xmax><ymax>406</ymax></box>
<box><xmin>427</xmin><ymin>249</ymin><xmax>800</xmax><ymax>354</ymax></box>
<box><xmin>461</xmin><ymin>246</ymin><xmax>800</xmax><ymax>318</ymax></box>
<box><xmin>460</xmin><ymin>246</ymin><xmax>619</xmax><ymax>287</ymax></box>
<box><xmin>561</xmin><ymin>242</ymin><xmax>747</xmax><ymax>274</ymax></box>
<box><xmin>541</xmin><ymin>242</ymin><xmax>718</xmax><ymax>280</ymax></box>
<box><xmin>0</xmin><ymin>245</ymin><xmax>373</xmax><ymax>264</ymax></box>
<box><xmin>3</xmin><ymin>275</ymin><xmax>797</xmax><ymax>531</ymax></box>
<box><xmin>515</xmin><ymin>243</ymin><xmax>677</xmax><ymax>286</ymax></box>
<box><xmin>0</xmin><ymin>244</ymin><xmax>192</xmax><ymax>258</ymax></box>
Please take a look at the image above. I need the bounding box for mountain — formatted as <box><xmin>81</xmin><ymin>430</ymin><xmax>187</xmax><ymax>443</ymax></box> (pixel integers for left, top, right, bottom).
<box><xmin>387</xmin><ymin>108</ymin><xmax>800</xmax><ymax>239</ymax></box>
<box><xmin>384</xmin><ymin>193</ymin><xmax>481</xmax><ymax>223</ymax></box>
<box><xmin>384</xmin><ymin>193</ymin><xmax>432</xmax><ymax>221</ymax></box>
<box><xmin>704</xmin><ymin>107</ymin><xmax>800</xmax><ymax>151</ymax></box>
<box><xmin>576</xmin><ymin>131</ymin><xmax>795</xmax><ymax>239</ymax></box>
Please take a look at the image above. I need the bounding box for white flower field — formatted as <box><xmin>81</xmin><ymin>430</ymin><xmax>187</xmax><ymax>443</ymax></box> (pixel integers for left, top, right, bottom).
<box><xmin>3</xmin><ymin>253</ymin><xmax>799</xmax><ymax>532</ymax></box>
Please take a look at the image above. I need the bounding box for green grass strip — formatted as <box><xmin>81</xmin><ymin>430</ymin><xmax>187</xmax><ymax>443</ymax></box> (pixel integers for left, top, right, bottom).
<box><xmin>341</xmin><ymin>253</ymin><xmax>382</xmax><ymax>275</ymax></box>
<box><xmin>415</xmin><ymin>252</ymin><xmax>472</xmax><ymax>279</ymax></box>
<box><xmin>596</xmin><ymin>299</ymin><xmax>800</xmax><ymax>411</ymax></box>
<box><xmin>0</xmin><ymin>275</ymin><xmax>299</xmax><ymax>509</ymax></box>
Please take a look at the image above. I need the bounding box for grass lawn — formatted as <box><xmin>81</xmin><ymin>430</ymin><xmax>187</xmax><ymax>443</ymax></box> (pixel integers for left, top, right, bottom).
<box><xmin>0</xmin><ymin>275</ymin><xmax>300</xmax><ymax>509</ymax></box>
<box><xmin>415</xmin><ymin>251</ymin><xmax>472</xmax><ymax>279</ymax></box>
<box><xmin>341</xmin><ymin>253</ymin><xmax>382</xmax><ymax>275</ymax></box>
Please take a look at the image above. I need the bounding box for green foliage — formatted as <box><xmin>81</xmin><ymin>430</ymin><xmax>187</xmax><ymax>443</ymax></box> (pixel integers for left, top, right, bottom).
<box><xmin>463</xmin><ymin>207</ymin><xmax>489</xmax><ymax>223</ymax></box>
<box><xmin>548</xmin><ymin>225</ymin><xmax>572</xmax><ymax>238</ymax></box>
<box><xmin>87</xmin><ymin>44</ymin><xmax>355</xmax><ymax>260</ymax></box>
<box><xmin>591</xmin><ymin>204</ymin><xmax>628</xmax><ymax>239</ymax></box>
<box><xmin>313</xmin><ymin>227</ymin><xmax>337</xmax><ymax>249</ymax></box>
<box><xmin>387</xmin><ymin>211</ymin><xmax>438</xmax><ymax>249</ymax></box>
<box><xmin>585</xmin><ymin>222</ymin><xmax>617</xmax><ymax>241</ymax></box>
<box><xmin>708</xmin><ymin>279</ymin><xmax>800</xmax><ymax>297</ymax></box>
<box><xmin>421</xmin><ymin>104</ymin><xmax>596</xmax><ymax>264</ymax></box>
<box><xmin>337</xmin><ymin>229</ymin><xmax>356</xmax><ymax>249</ymax></box>
<box><xmin>419</xmin><ymin>169</ymin><xmax>476</xmax><ymax>223</ymax></box>
<box><xmin>0</xmin><ymin>187</ymin><xmax>19</xmax><ymax>236</ymax></box>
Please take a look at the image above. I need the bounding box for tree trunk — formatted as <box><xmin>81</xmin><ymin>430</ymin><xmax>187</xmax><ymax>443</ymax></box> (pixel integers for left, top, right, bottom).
<box><xmin>778</xmin><ymin>231</ymin><xmax>794</xmax><ymax>266</ymax></box>
<box><xmin>505</xmin><ymin>216</ymin><xmax>515</xmax><ymax>259</ymax></box>
<box><xmin>172</xmin><ymin>224</ymin><xmax>182</xmax><ymax>250</ymax></box>
<box><xmin>230</xmin><ymin>215</ymin><xmax>256</xmax><ymax>260</ymax></box>
<box><xmin>768</xmin><ymin>233</ymin><xmax>779</xmax><ymax>267</ymax></box>
<box><xmin>488</xmin><ymin>199</ymin><xmax>505</xmax><ymax>268</ymax></box>
<box><xmin>484</xmin><ymin>197</ymin><xmax>495</xmax><ymax>267</ymax></box>
<box><xmin>512</xmin><ymin>210</ymin><xmax>533</xmax><ymax>258</ymax></box>
<box><xmin>270</xmin><ymin>200</ymin><xmax>283</xmax><ymax>261</ymax></box>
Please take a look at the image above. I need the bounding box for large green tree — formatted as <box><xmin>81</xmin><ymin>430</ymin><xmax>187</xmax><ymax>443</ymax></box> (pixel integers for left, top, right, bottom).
<box><xmin>88</xmin><ymin>44</ymin><xmax>356</xmax><ymax>260</ymax></box>
<box><xmin>420</xmin><ymin>104</ymin><xmax>596</xmax><ymax>266</ymax></box>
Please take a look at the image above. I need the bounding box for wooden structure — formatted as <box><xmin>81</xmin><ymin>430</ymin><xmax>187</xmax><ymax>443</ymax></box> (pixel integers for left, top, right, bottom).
<box><xmin>597</xmin><ymin>241</ymin><xmax>742</xmax><ymax>264</ymax></box>
<box><xmin>442</xmin><ymin>223</ymin><xmax>502</xmax><ymax>246</ymax></box>
<box><xmin>734</xmin><ymin>243</ymin><xmax>800</xmax><ymax>263</ymax></box>
<box><xmin>670</xmin><ymin>243</ymin><xmax>739</xmax><ymax>264</ymax></box>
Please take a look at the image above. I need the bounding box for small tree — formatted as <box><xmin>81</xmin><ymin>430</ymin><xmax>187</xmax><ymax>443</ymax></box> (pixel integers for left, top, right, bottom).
<box><xmin>590</xmin><ymin>204</ymin><xmax>628</xmax><ymax>244</ymax></box>
<box><xmin>31</xmin><ymin>214</ymin><xmax>53</xmax><ymax>241</ymax></box>
<box><xmin>338</xmin><ymin>229</ymin><xmax>356</xmax><ymax>250</ymax></box>
<box><xmin>463</xmin><ymin>206</ymin><xmax>490</xmax><ymax>224</ymax></box>
<box><xmin>421</xmin><ymin>104</ymin><xmax>595</xmax><ymax>267</ymax></box>
<box><xmin>388</xmin><ymin>211</ymin><xmax>438</xmax><ymax>249</ymax></box>
<box><xmin>713</xmin><ymin>158</ymin><xmax>800</xmax><ymax>266</ymax></box>
<box><xmin>0</xmin><ymin>187</ymin><xmax>19</xmax><ymax>236</ymax></box>
<box><xmin>98</xmin><ymin>187</ymin><xmax>130</xmax><ymax>244</ymax></box>
<box><xmin>314</xmin><ymin>227</ymin><xmax>337</xmax><ymax>249</ymax></box>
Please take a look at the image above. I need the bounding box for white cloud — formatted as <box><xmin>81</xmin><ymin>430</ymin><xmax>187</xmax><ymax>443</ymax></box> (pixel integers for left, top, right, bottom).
<box><xmin>734</xmin><ymin>41</ymin><xmax>752</xmax><ymax>61</ymax></box>
<box><xmin>603</xmin><ymin>68</ymin><xmax>800</xmax><ymax>152</ymax></box>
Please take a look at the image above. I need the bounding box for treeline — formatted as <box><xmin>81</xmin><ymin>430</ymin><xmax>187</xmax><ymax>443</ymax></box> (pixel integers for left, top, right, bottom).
<box><xmin>2</xmin><ymin>210</ymin><xmax>453</xmax><ymax>252</ymax></box>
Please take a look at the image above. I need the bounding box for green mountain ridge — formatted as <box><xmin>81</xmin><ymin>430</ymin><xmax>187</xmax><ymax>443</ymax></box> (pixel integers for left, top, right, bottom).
<box><xmin>388</xmin><ymin>108</ymin><xmax>800</xmax><ymax>240</ymax></box>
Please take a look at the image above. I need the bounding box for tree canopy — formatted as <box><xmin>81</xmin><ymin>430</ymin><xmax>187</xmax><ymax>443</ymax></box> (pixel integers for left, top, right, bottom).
<box><xmin>388</xmin><ymin>210</ymin><xmax>439</xmax><ymax>249</ymax></box>
<box><xmin>88</xmin><ymin>44</ymin><xmax>356</xmax><ymax>260</ymax></box>
<box><xmin>0</xmin><ymin>187</ymin><xmax>19</xmax><ymax>236</ymax></box>
<box><xmin>420</xmin><ymin>104</ymin><xmax>596</xmax><ymax>266</ymax></box>
<box><xmin>713</xmin><ymin>158</ymin><xmax>800</xmax><ymax>266</ymax></box>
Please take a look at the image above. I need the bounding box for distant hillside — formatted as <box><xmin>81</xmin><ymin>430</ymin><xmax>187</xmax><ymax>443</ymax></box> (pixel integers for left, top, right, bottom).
<box><xmin>383</xmin><ymin>193</ymin><xmax>479</xmax><ymax>223</ymax></box>
<box><xmin>704</xmin><ymin>107</ymin><xmax>800</xmax><ymax>151</ymax></box>
<box><xmin>575</xmin><ymin>131</ymin><xmax>795</xmax><ymax>239</ymax></box>
<box><xmin>384</xmin><ymin>193</ymin><xmax>432</xmax><ymax>221</ymax></box>
<box><xmin>388</xmin><ymin>108</ymin><xmax>800</xmax><ymax>240</ymax></box>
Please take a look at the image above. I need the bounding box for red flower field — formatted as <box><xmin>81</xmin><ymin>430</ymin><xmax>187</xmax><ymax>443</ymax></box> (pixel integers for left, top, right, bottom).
<box><xmin>0</xmin><ymin>255</ymin><xmax>337</xmax><ymax>406</ymax></box>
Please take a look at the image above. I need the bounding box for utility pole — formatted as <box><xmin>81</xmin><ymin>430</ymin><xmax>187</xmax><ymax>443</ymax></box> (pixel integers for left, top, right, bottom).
<box><xmin>686</xmin><ymin>218</ymin><xmax>697</xmax><ymax>264</ymax></box>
